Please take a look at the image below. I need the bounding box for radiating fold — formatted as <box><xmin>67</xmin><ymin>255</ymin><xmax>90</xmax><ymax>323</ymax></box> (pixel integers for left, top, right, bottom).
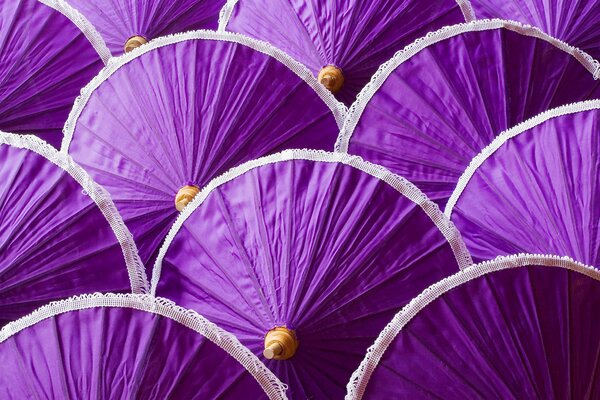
<box><xmin>446</xmin><ymin>102</ymin><xmax>600</xmax><ymax>267</ymax></box>
<box><xmin>152</xmin><ymin>150</ymin><xmax>472</xmax><ymax>399</ymax></box>
<box><xmin>348</xmin><ymin>254</ymin><xmax>600</xmax><ymax>399</ymax></box>
<box><xmin>0</xmin><ymin>293</ymin><xmax>287</xmax><ymax>399</ymax></box>
<box><xmin>336</xmin><ymin>20</ymin><xmax>600</xmax><ymax>206</ymax></box>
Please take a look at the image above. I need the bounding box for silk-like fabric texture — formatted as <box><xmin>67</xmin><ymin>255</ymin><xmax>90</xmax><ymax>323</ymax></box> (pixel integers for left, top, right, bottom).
<box><xmin>0</xmin><ymin>0</ymin><xmax>103</xmax><ymax>147</ymax></box>
<box><xmin>362</xmin><ymin>265</ymin><xmax>600</xmax><ymax>399</ymax></box>
<box><xmin>154</xmin><ymin>157</ymin><xmax>467</xmax><ymax>399</ymax></box>
<box><xmin>343</xmin><ymin>25</ymin><xmax>600</xmax><ymax>206</ymax></box>
<box><xmin>223</xmin><ymin>0</ymin><xmax>469</xmax><ymax>105</ymax></box>
<box><xmin>449</xmin><ymin>107</ymin><xmax>600</xmax><ymax>267</ymax></box>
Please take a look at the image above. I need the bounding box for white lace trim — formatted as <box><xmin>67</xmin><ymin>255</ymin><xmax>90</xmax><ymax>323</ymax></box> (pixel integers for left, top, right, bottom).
<box><xmin>0</xmin><ymin>292</ymin><xmax>288</xmax><ymax>399</ymax></box>
<box><xmin>150</xmin><ymin>149</ymin><xmax>473</xmax><ymax>294</ymax></box>
<box><xmin>217</xmin><ymin>0</ymin><xmax>239</xmax><ymax>31</ymax></box>
<box><xmin>335</xmin><ymin>18</ymin><xmax>600</xmax><ymax>153</ymax></box>
<box><xmin>444</xmin><ymin>100</ymin><xmax>600</xmax><ymax>217</ymax></box>
<box><xmin>0</xmin><ymin>132</ymin><xmax>149</xmax><ymax>293</ymax></box>
<box><xmin>456</xmin><ymin>0</ymin><xmax>475</xmax><ymax>22</ymax></box>
<box><xmin>345</xmin><ymin>253</ymin><xmax>600</xmax><ymax>400</ymax></box>
<box><xmin>60</xmin><ymin>29</ymin><xmax>347</xmax><ymax>153</ymax></box>
<box><xmin>38</xmin><ymin>0</ymin><xmax>111</xmax><ymax>64</ymax></box>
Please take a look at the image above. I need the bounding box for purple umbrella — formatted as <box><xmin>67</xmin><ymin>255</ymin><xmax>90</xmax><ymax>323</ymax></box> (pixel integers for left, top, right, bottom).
<box><xmin>0</xmin><ymin>132</ymin><xmax>147</xmax><ymax>326</ymax></box>
<box><xmin>218</xmin><ymin>0</ymin><xmax>474</xmax><ymax>105</ymax></box>
<box><xmin>347</xmin><ymin>254</ymin><xmax>600</xmax><ymax>399</ymax></box>
<box><xmin>61</xmin><ymin>31</ymin><xmax>346</xmax><ymax>269</ymax></box>
<box><xmin>470</xmin><ymin>0</ymin><xmax>600</xmax><ymax>60</ymax></box>
<box><xmin>0</xmin><ymin>293</ymin><xmax>287</xmax><ymax>399</ymax></box>
<box><xmin>61</xmin><ymin>0</ymin><xmax>227</xmax><ymax>55</ymax></box>
<box><xmin>151</xmin><ymin>150</ymin><xmax>473</xmax><ymax>399</ymax></box>
<box><xmin>0</xmin><ymin>0</ymin><xmax>109</xmax><ymax>148</ymax></box>
<box><xmin>445</xmin><ymin>101</ymin><xmax>600</xmax><ymax>266</ymax></box>
<box><xmin>336</xmin><ymin>20</ymin><xmax>600</xmax><ymax>206</ymax></box>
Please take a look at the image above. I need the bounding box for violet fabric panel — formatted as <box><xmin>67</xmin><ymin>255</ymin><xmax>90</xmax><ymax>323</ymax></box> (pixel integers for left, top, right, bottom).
<box><xmin>450</xmin><ymin>109</ymin><xmax>600</xmax><ymax>266</ymax></box>
<box><xmin>66</xmin><ymin>0</ymin><xmax>224</xmax><ymax>55</ymax></box>
<box><xmin>156</xmin><ymin>159</ymin><xmax>462</xmax><ymax>399</ymax></box>
<box><xmin>363</xmin><ymin>266</ymin><xmax>600</xmax><ymax>399</ymax></box>
<box><xmin>225</xmin><ymin>0</ymin><xmax>467</xmax><ymax>105</ymax></box>
<box><xmin>67</xmin><ymin>39</ymin><xmax>339</xmax><ymax>267</ymax></box>
<box><xmin>0</xmin><ymin>146</ymin><xmax>131</xmax><ymax>326</ymax></box>
<box><xmin>470</xmin><ymin>0</ymin><xmax>600</xmax><ymax>59</ymax></box>
<box><xmin>0</xmin><ymin>306</ymin><xmax>269</xmax><ymax>399</ymax></box>
<box><xmin>0</xmin><ymin>0</ymin><xmax>103</xmax><ymax>147</ymax></box>
<box><xmin>347</xmin><ymin>28</ymin><xmax>600</xmax><ymax>206</ymax></box>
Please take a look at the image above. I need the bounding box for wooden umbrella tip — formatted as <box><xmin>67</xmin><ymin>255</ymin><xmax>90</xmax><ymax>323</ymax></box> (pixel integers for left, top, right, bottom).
<box><xmin>264</xmin><ymin>326</ymin><xmax>299</xmax><ymax>360</ymax></box>
<box><xmin>318</xmin><ymin>65</ymin><xmax>344</xmax><ymax>93</ymax></box>
<box><xmin>175</xmin><ymin>185</ymin><xmax>200</xmax><ymax>212</ymax></box>
<box><xmin>124</xmin><ymin>35</ymin><xmax>148</xmax><ymax>53</ymax></box>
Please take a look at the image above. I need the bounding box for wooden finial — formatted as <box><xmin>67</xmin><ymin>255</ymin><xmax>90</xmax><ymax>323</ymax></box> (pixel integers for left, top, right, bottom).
<box><xmin>175</xmin><ymin>185</ymin><xmax>200</xmax><ymax>211</ymax></box>
<box><xmin>263</xmin><ymin>326</ymin><xmax>298</xmax><ymax>360</ymax></box>
<box><xmin>124</xmin><ymin>35</ymin><xmax>148</xmax><ymax>53</ymax></box>
<box><xmin>318</xmin><ymin>65</ymin><xmax>344</xmax><ymax>93</ymax></box>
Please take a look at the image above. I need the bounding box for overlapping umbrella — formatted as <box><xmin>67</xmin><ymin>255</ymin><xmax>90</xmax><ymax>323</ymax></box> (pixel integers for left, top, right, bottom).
<box><xmin>151</xmin><ymin>150</ymin><xmax>472</xmax><ymax>399</ymax></box>
<box><xmin>0</xmin><ymin>293</ymin><xmax>287</xmax><ymax>399</ymax></box>
<box><xmin>347</xmin><ymin>254</ymin><xmax>600</xmax><ymax>399</ymax></box>
<box><xmin>446</xmin><ymin>101</ymin><xmax>600</xmax><ymax>266</ymax></box>
<box><xmin>336</xmin><ymin>19</ymin><xmax>600</xmax><ymax>206</ymax></box>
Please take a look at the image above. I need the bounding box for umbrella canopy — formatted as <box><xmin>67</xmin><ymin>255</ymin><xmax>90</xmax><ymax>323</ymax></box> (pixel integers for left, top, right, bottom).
<box><xmin>0</xmin><ymin>293</ymin><xmax>287</xmax><ymax>399</ymax></box>
<box><xmin>336</xmin><ymin>20</ymin><xmax>600</xmax><ymax>206</ymax></box>
<box><xmin>347</xmin><ymin>254</ymin><xmax>600</xmax><ymax>399</ymax></box>
<box><xmin>470</xmin><ymin>0</ymin><xmax>600</xmax><ymax>60</ymax></box>
<box><xmin>151</xmin><ymin>150</ymin><xmax>473</xmax><ymax>399</ymax></box>
<box><xmin>445</xmin><ymin>101</ymin><xmax>600</xmax><ymax>266</ymax></box>
<box><xmin>62</xmin><ymin>0</ymin><xmax>227</xmax><ymax>55</ymax></box>
<box><xmin>61</xmin><ymin>31</ymin><xmax>345</xmax><ymax>269</ymax></box>
<box><xmin>218</xmin><ymin>0</ymin><xmax>474</xmax><ymax>105</ymax></box>
<box><xmin>0</xmin><ymin>0</ymin><xmax>109</xmax><ymax>148</ymax></box>
<box><xmin>0</xmin><ymin>132</ymin><xmax>147</xmax><ymax>326</ymax></box>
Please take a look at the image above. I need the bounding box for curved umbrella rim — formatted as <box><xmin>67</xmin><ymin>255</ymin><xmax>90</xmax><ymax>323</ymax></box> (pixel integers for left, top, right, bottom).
<box><xmin>0</xmin><ymin>292</ymin><xmax>288</xmax><ymax>400</ymax></box>
<box><xmin>0</xmin><ymin>132</ymin><xmax>149</xmax><ymax>293</ymax></box>
<box><xmin>444</xmin><ymin>99</ymin><xmax>600</xmax><ymax>217</ymax></box>
<box><xmin>150</xmin><ymin>148</ymin><xmax>474</xmax><ymax>295</ymax></box>
<box><xmin>334</xmin><ymin>18</ymin><xmax>600</xmax><ymax>153</ymax></box>
<box><xmin>59</xmin><ymin>29</ymin><xmax>348</xmax><ymax>153</ymax></box>
<box><xmin>345</xmin><ymin>253</ymin><xmax>600</xmax><ymax>400</ymax></box>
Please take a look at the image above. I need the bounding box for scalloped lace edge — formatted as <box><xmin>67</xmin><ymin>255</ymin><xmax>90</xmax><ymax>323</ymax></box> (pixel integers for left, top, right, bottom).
<box><xmin>0</xmin><ymin>132</ymin><xmax>149</xmax><ymax>293</ymax></box>
<box><xmin>150</xmin><ymin>149</ymin><xmax>474</xmax><ymax>294</ymax></box>
<box><xmin>335</xmin><ymin>18</ymin><xmax>600</xmax><ymax>153</ymax></box>
<box><xmin>345</xmin><ymin>253</ymin><xmax>600</xmax><ymax>400</ymax></box>
<box><xmin>60</xmin><ymin>29</ymin><xmax>347</xmax><ymax>153</ymax></box>
<box><xmin>444</xmin><ymin>99</ymin><xmax>600</xmax><ymax>217</ymax></box>
<box><xmin>456</xmin><ymin>0</ymin><xmax>476</xmax><ymax>22</ymax></box>
<box><xmin>0</xmin><ymin>292</ymin><xmax>288</xmax><ymax>400</ymax></box>
<box><xmin>38</xmin><ymin>0</ymin><xmax>111</xmax><ymax>64</ymax></box>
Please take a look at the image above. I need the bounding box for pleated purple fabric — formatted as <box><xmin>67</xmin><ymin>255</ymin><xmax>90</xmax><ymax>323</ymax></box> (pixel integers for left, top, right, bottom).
<box><xmin>337</xmin><ymin>21</ymin><xmax>600</xmax><ymax>206</ymax></box>
<box><xmin>65</xmin><ymin>0</ymin><xmax>225</xmax><ymax>55</ymax></box>
<box><xmin>0</xmin><ymin>135</ymin><xmax>146</xmax><ymax>326</ymax></box>
<box><xmin>447</xmin><ymin>103</ymin><xmax>600</xmax><ymax>267</ymax></box>
<box><xmin>221</xmin><ymin>0</ymin><xmax>472</xmax><ymax>105</ymax></box>
<box><xmin>0</xmin><ymin>294</ymin><xmax>287</xmax><ymax>399</ymax></box>
<box><xmin>152</xmin><ymin>151</ymin><xmax>472</xmax><ymax>399</ymax></box>
<box><xmin>62</xmin><ymin>33</ymin><xmax>343</xmax><ymax>269</ymax></box>
<box><xmin>349</xmin><ymin>255</ymin><xmax>600</xmax><ymax>400</ymax></box>
<box><xmin>0</xmin><ymin>0</ymin><xmax>105</xmax><ymax>148</ymax></box>
<box><xmin>470</xmin><ymin>0</ymin><xmax>600</xmax><ymax>59</ymax></box>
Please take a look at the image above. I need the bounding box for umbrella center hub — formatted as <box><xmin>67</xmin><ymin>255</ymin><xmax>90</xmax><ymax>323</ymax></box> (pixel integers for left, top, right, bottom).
<box><xmin>175</xmin><ymin>185</ymin><xmax>200</xmax><ymax>211</ymax></box>
<box><xmin>318</xmin><ymin>65</ymin><xmax>344</xmax><ymax>93</ymax></box>
<box><xmin>124</xmin><ymin>35</ymin><xmax>148</xmax><ymax>53</ymax></box>
<box><xmin>263</xmin><ymin>326</ymin><xmax>298</xmax><ymax>360</ymax></box>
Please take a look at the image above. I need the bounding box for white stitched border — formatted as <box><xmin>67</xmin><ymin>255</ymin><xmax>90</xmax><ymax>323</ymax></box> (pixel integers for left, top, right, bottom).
<box><xmin>150</xmin><ymin>149</ymin><xmax>474</xmax><ymax>294</ymax></box>
<box><xmin>345</xmin><ymin>253</ymin><xmax>600</xmax><ymax>399</ymax></box>
<box><xmin>335</xmin><ymin>19</ymin><xmax>600</xmax><ymax>153</ymax></box>
<box><xmin>0</xmin><ymin>132</ymin><xmax>149</xmax><ymax>293</ymax></box>
<box><xmin>444</xmin><ymin>100</ymin><xmax>600</xmax><ymax>217</ymax></box>
<box><xmin>0</xmin><ymin>292</ymin><xmax>288</xmax><ymax>399</ymax></box>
